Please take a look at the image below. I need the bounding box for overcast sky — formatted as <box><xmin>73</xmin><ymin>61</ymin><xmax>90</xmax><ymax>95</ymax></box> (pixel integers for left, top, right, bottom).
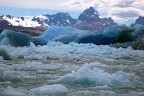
<box><xmin>0</xmin><ymin>0</ymin><xmax>144</xmax><ymax>24</ymax></box>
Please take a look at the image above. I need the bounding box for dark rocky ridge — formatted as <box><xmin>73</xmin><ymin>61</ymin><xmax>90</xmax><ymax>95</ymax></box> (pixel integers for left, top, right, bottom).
<box><xmin>32</xmin><ymin>12</ymin><xmax>77</xmax><ymax>27</ymax></box>
<box><xmin>32</xmin><ymin>7</ymin><xmax>117</xmax><ymax>32</ymax></box>
<box><xmin>75</xmin><ymin>7</ymin><xmax>117</xmax><ymax>32</ymax></box>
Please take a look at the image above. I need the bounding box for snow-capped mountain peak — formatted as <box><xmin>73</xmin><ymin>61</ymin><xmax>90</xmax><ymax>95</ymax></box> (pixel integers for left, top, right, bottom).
<box><xmin>32</xmin><ymin>12</ymin><xmax>77</xmax><ymax>27</ymax></box>
<box><xmin>1</xmin><ymin>15</ymin><xmax>41</xmax><ymax>28</ymax></box>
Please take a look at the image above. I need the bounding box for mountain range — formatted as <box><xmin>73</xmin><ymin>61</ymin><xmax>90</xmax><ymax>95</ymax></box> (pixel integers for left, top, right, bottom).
<box><xmin>0</xmin><ymin>7</ymin><xmax>144</xmax><ymax>36</ymax></box>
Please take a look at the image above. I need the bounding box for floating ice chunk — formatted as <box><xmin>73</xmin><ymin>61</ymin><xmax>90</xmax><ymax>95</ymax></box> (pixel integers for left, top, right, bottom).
<box><xmin>24</xmin><ymin>54</ymin><xmax>44</xmax><ymax>60</ymax></box>
<box><xmin>73</xmin><ymin>90</ymin><xmax>96</xmax><ymax>96</ymax></box>
<box><xmin>100</xmin><ymin>91</ymin><xmax>144</xmax><ymax>96</ymax></box>
<box><xmin>77</xmin><ymin>64</ymin><xmax>93</xmax><ymax>76</ymax></box>
<box><xmin>53</xmin><ymin>64</ymin><xmax>110</xmax><ymax>85</ymax></box>
<box><xmin>53</xmin><ymin>65</ymin><xmax>95</xmax><ymax>84</ymax></box>
<box><xmin>29</xmin><ymin>84</ymin><xmax>68</xmax><ymax>95</ymax></box>
<box><xmin>53</xmin><ymin>71</ymin><xmax>77</xmax><ymax>84</ymax></box>
<box><xmin>1</xmin><ymin>71</ymin><xmax>22</xmax><ymax>82</ymax></box>
<box><xmin>137</xmin><ymin>62</ymin><xmax>144</xmax><ymax>68</ymax></box>
<box><xmin>100</xmin><ymin>90</ymin><xmax>119</xmax><ymax>96</ymax></box>
<box><xmin>110</xmin><ymin>71</ymin><xmax>134</xmax><ymax>87</ymax></box>
<box><xmin>1</xmin><ymin>86</ymin><xmax>28</xmax><ymax>96</ymax></box>
<box><xmin>28</xmin><ymin>42</ymin><xmax>37</xmax><ymax>53</ymax></box>
<box><xmin>25</xmin><ymin>61</ymin><xmax>43</xmax><ymax>65</ymax></box>
<box><xmin>74</xmin><ymin>65</ymin><xmax>96</xmax><ymax>84</ymax></box>
<box><xmin>53</xmin><ymin>64</ymin><xmax>140</xmax><ymax>87</ymax></box>
<box><xmin>30</xmin><ymin>37</ymin><xmax>47</xmax><ymax>46</ymax></box>
<box><xmin>0</xmin><ymin>46</ymin><xmax>12</xmax><ymax>60</ymax></box>
<box><xmin>0</xmin><ymin>81</ymin><xmax>12</xmax><ymax>85</ymax></box>
<box><xmin>47</xmin><ymin>41</ymin><xmax>64</xmax><ymax>47</ymax></box>
<box><xmin>88</xmin><ymin>62</ymin><xmax>108</xmax><ymax>68</ymax></box>
<box><xmin>128</xmin><ymin>92</ymin><xmax>144</xmax><ymax>96</ymax></box>
<box><xmin>0</xmin><ymin>56</ymin><xmax>4</xmax><ymax>60</ymax></box>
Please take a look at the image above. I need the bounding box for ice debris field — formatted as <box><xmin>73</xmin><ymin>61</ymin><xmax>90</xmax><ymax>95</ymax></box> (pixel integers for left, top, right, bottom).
<box><xmin>0</xmin><ymin>41</ymin><xmax>144</xmax><ymax>96</ymax></box>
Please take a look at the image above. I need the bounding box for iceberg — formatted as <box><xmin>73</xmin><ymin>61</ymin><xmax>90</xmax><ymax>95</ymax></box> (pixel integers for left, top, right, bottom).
<box><xmin>131</xmin><ymin>25</ymin><xmax>144</xmax><ymax>39</ymax></box>
<box><xmin>77</xmin><ymin>34</ymin><xmax>116</xmax><ymax>45</ymax></box>
<box><xmin>30</xmin><ymin>37</ymin><xmax>47</xmax><ymax>46</ymax></box>
<box><xmin>103</xmin><ymin>25</ymin><xmax>133</xmax><ymax>43</ymax></box>
<box><xmin>0</xmin><ymin>30</ymin><xmax>47</xmax><ymax>47</ymax></box>
<box><xmin>39</xmin><ymin>26</ymin><xmax>88</xmax><ymax>42</ymax></box>
<box><xmin>0</xmin><ymin>30</ymin><xmax>31</xmax><ymax>47</ymax></box>
<box><xmin>103</xmin><ymin>25</ymin><xmax>127</xmax><ymax>38</ymax></box>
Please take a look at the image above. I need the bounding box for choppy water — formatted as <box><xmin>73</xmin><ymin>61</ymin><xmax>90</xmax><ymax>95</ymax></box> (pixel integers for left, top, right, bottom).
<box><xmin>0</xmin><ymin>43</ymin><xmax>144</xmax><ymax>96</ymax></box>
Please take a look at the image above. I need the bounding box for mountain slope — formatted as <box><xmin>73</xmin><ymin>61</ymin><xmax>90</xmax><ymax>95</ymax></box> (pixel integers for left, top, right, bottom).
<box><xmin>32</xmin><ymin>13</ymin><xmax>77</xmax><ymax>27</ymax></box>
<box><xmin>75</xmin><ymin>7</ymin><xmax>117</xmax><ymax>32</ymax></box>
<box><xmin>131</xmin><ymin>16</ymin><xmax>144</xmax><ymax>27</ymax></box>
<box><xmin>0</xmin><ymin>15</ymin><xmax>47</xmax><ymax>36</ymax></box>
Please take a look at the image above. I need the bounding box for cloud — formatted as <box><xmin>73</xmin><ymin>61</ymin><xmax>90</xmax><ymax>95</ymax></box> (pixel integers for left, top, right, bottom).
<box><xmin>64</xmin><ymin>0</ymin><xmax>92</xmax><ymax>10</ymax></box>
<box><xmin>0</xmin><ymin>0</ymin><xmax>144</xmax><ymax>23</ymax></box>
<box><xmin>65</xmin><ymin>0</ymin><xmax>144</xmax><ymax>23</ymax></box>
<box><xmin>108</xmin><ymin>7</ymin><xmax>144</xmax><ymax>22</ymax></box>
<box><xmin>0</xmin><ymin>0</ymin><xmax>66</xmax><ymax>10</ymax></box>
<box><xmin>114</xmin><ymin>0</ymin><xmax>136</xmax><ymax>7</ymax></box>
